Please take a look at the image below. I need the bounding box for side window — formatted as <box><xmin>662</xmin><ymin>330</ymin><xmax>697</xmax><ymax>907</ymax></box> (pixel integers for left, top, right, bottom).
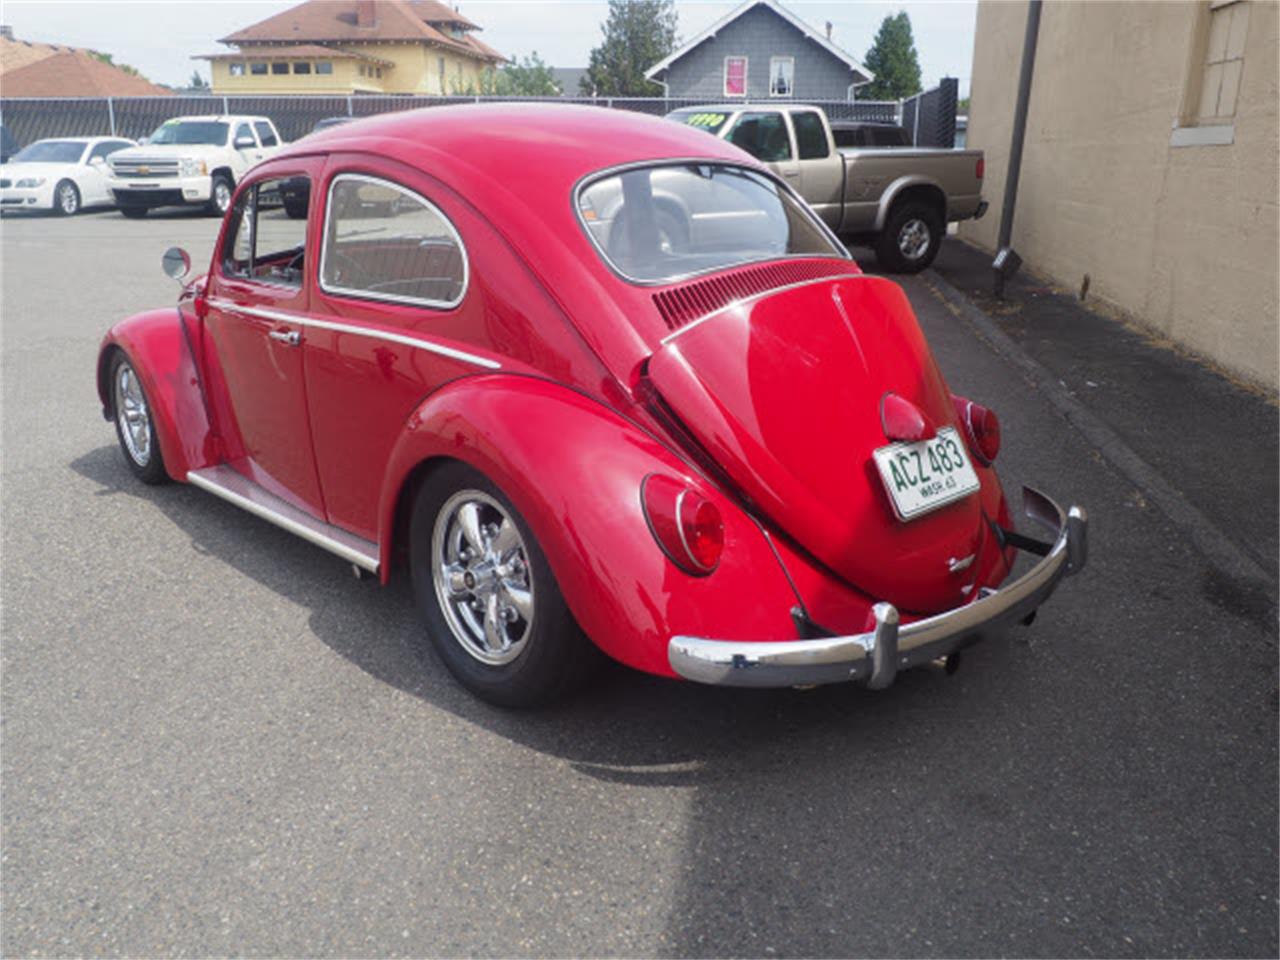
<box><xmin>727</xmin><ymin>112</ymin><xmax>792</xmax><ymax>162</ymax></box>
<box><xmin>321</xmin><ymin>174</ymin><xmax>467</xmax><ymax>308</ymax></box>
<box><xmin>222</xmin><ymin>176</ymin><xmax>310</xmax><ymax>288</ymax></box>
<box><xmin>234</xmin><ymin>123</ymin><xmax>256</xmax><ymax>149</ymax></box>
<box><xmin>88</xmin><ymin>141</ymin><xmax>126</xmax><ymax>163</ymax></box>
<box><xmin>792</xmin><ymin>112</ymin><xmax>829</xmax><ymax>159</ymax></box>
<box><xmin>254</xmin><ymin>122</ymin><xmax>278</xmax><ymax>147</ymax></box>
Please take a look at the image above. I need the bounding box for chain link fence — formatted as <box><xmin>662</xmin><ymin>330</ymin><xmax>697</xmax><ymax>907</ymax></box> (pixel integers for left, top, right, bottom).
<box><xmin>0</xmin><ymin>94</ymin><xmax>902</xmax><ymax>146</ymax></box>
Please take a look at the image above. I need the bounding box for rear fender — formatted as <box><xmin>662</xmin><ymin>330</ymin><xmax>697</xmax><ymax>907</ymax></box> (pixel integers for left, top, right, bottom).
<box><xmin>97</xmin><ymin>307</ymin><xmax>216</xmax><ymax>482</ymax></box>
<box><xmin>378</xmin><ymin>375</ymin><xmax>799</xmax><ymax>676</ymax></box>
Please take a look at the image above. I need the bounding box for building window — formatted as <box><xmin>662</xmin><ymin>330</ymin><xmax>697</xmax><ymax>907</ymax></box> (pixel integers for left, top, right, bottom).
<box><xmin>229</xmin><ymin>62</ymin><xmax>246</xmax><ymax>77</ymax></box>
<box><xmin>769</xmin><ymin>56</ymin><xmax>794</xmax><ymax>97</ymax></box>
<box><xmin>250</xmin><ymin>62</ymin><xmax>267</xmax><ymax>75</ymax></box>
<box><xmin>724</xmin><ymin>56</ymin><xmax>747</xmax><ymax>97</ymax></box>
<box><xmin>438</xmin><ymin>56</ymin><xmax>446</xmax><ymax>90</ymax></box>
<box><xmin>293</xmin><ymin>61</ymin><xmax>312</xmax><ymax>74</ymax></box>
<box><xmin>375</xmin><ymin>67</ymin><xmax>383</xmax><ymax>78</ymax></box>
<box><xmin>316</xmin><ymin>61</ymin><xmax>333</xmax><ymax>75</ymax></box>
<box><xmin>1198</xmin><ymin>0</ymin><xmax>1249</xmax><ymax>122</ymax></box>
<box><xmin>271</xmin><ymin>61</ymin><xmax>288</xmax><ymax>75</ymax></box>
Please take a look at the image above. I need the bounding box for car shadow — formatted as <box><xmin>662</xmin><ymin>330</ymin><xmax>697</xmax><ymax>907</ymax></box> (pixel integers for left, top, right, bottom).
<box><xmin>69</xmin><ymin>443</ymin><xmax>994</xmax><ymax>783</ymax></box>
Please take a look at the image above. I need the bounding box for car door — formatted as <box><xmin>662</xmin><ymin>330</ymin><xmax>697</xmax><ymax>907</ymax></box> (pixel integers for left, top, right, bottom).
<box><xmin>201</xmin><ymin>160</ymin><xmax>327</xmax><ymax>514</ymax></box>
<box><xmin>232</xmin><ymin>121</ymin><xmax>263</xmax><ymax>174</ymax></box>
<box><xmin>790</xmin><ymin>110</ymin><xmax>844</xmax><ymax>231</ymax></box>
<box><xmin>84</xmin><ymin>140</ymin><xmax>127</xmax><ymax>205</ymax></box>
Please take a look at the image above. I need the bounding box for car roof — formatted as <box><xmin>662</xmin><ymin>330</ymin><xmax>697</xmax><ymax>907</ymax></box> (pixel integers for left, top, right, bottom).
<box><xmin>163</xmin><ymin>115</ymin><xmax>271</xmax><ymax>124</ymax></box>
<box><xmin>278</xmin><ymin>103</ymin><xmax>755</xmax><ymax>223</ymax></box>
<box><xmin>668</xmin><ymin>103</ymin><xmax>826</xmax><ymax>113</ymax></box>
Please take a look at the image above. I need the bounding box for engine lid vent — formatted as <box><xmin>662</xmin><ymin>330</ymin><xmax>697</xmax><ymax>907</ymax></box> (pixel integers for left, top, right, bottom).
<box><xmin>652</xmin><ymin>258</ymin><xmax>858</xmax><ymax>332</ymax></box>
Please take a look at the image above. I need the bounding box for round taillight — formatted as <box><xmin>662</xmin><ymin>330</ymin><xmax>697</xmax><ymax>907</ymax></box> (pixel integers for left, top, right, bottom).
<box><xmin>976</xmin><ymin>157</ymin><xmax>985</xmax><ymax>180</ymax></box>
<box><xmin>641</xmin><ymin>474</ymin><xmax>724</xmax><ymax>575</ymax></box>
<box><xmin>953</xmin><ymin>395</ymin><xmax>1001</xmax><ymax>465</ymax></box>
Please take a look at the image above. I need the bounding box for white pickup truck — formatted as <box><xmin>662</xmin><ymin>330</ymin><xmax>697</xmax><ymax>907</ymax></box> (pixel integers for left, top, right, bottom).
<box><xmin>107</xmin><ymin>115</ymin><xmax>284</xmax><ymax>218</ymax></box>
<box><xmin>668</xmin><ymin>104</ymin><xmax>987</xmax><ymax>272</ymax></box>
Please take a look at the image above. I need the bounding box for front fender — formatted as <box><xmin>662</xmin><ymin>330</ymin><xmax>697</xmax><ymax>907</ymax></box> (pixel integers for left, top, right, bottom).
<box><xmin>98</xmin><ymin>307</ymin><xmax>215</xmax><ymax>482</ymax></box>
<box><xmin>378</xmin><ymin>375</ymin><xmax>800</xmax><ymax>676</ymax></box>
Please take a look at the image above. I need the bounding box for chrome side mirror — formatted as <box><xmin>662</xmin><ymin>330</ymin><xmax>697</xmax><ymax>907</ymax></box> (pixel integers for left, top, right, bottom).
<box><xmin>162</xmin><ymin>246</ymin><xmax>191</xmax><ymax>282</ymax></box>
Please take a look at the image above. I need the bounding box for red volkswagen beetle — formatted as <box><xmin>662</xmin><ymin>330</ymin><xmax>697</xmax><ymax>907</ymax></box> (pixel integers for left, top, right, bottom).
<box><xmin>97</xmin><ymin>105</ymin><xmax>1086</xmax><ymax>706</ymax></box>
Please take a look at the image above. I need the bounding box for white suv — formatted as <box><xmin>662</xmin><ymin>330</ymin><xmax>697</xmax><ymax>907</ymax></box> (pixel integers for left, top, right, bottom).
<box><xmin>107</xmin><ymin>115</ymin><xmax>284</xmax><ymax>218</ymax></box>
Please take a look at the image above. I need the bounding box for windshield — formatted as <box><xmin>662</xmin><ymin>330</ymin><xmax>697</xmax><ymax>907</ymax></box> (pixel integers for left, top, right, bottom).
<box><xmin>667</xmin><ymin>110</ymin><xmax>732</xmax><ymax>137</ymax></box>
<box><xmin>11</xmin><ymin>140</ymin><xmax>87</xmax><ymax>164</ymax></box>
<box><xmin>148</xmin><ymin>121</ymin><xmax>229</xmax><ymax>146</ymax></box>
<box><xmin>577</xmin><ymin>163</ymin><xmax>844</xmax><ymax>284</ymax></box>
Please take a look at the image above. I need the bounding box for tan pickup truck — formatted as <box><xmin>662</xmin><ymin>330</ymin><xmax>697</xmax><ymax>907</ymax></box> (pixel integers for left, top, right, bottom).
<box><xmin>668</xmin><ymin>104</ymin><xmax>987</xmax><ymax>273</ymax></box>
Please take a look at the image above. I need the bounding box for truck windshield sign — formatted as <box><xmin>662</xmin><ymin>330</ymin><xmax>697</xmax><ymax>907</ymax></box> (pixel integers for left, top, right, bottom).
<box><xmin>672</xmin><ymin>112</ymin><xmax>729</xmax><ymax>135</ymax></box>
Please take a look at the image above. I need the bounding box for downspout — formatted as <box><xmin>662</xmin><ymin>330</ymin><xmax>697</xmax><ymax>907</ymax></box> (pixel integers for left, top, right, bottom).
<box><xmin>993</xmin><ymin>0</ymin><xmax>1043</xmax><ymax>297</ymax></box>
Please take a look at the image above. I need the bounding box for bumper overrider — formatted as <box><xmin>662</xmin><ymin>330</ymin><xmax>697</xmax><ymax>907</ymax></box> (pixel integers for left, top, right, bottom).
<box><xmin>669</xmin><ymin>487</ymin><xmax>1087</xmax><ymax>689</ymax></box>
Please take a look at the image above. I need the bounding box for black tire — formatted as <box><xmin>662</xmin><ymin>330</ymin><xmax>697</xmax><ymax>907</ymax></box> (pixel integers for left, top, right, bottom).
<box><xmin>53</xmin><ymin>179</ymin><xmax>80</xmax><ymax>216</ymax></box>
<box><xmin>119</xmin><ymin>206</ymin><xmax>148</xmax><ymax>219</ymax></box>
<box><xmin>109</xmin><ymin>352</ymin><xmax>168</xmax><ymax>485</ymax></box>
<box><xmin>409</xmin><ymin>461</ymin><xmax>600</xmax><ymax>707</ymax></box>
<box><xmin>875</xmin><ymin>201</ymin><xmax>945</xmax><ymax>274</ymax></box>
<box><xmin>206</xmin><ymin>173</ymin><xmax>233</xmax><ymax>217</ymax></box>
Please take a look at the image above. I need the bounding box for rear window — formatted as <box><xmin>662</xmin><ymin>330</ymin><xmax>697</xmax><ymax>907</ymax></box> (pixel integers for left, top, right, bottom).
<box><xmin>577</xmin><ymin>162</ymin><xmax>844</xmax><ymax>284</ymax></box>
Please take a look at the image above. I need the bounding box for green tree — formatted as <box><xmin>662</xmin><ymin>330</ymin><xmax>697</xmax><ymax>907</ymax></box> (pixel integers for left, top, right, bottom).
<box><xmin>189</xmin><ymin>70</ymin><xmax>208</xmax><ymax>90</ymax></box>
<box><xmin>861</xmin><ymin>12</ymin><xmax>922</xmax><ymax>100</ymax></box>
<box><xmin>580</xmin><ymin>0</ymin><xmax>677</xmax><ymax>97</ymax></box>
<box><xmin>500</xmin><ymin>52</ymin><xmax>561</xmax><ymax>96</ymax></box>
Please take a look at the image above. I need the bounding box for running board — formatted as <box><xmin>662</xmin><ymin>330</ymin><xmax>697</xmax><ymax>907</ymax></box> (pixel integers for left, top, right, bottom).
<box><xmin>186</xmin><ymin>465</ymin><xmax>380</xmax><ymax>573</ymax></box>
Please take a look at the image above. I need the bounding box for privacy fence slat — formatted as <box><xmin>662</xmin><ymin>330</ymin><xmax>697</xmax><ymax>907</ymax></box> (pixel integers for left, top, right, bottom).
<box><xmin>0</xmin><ymin>95</ymin><xmax>902</xmax><ymax>147</ymax></box>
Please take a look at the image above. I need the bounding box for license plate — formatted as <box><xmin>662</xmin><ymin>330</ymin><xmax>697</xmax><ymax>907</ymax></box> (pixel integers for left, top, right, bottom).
<box><xmin>873</xmin><ymin>427</ymin><xmax>980</xmax><ymax>521</ymax></box>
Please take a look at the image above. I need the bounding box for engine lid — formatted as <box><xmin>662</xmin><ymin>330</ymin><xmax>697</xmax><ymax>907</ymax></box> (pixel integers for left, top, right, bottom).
<box><xmin>648</xmin><ymin>273</ymin><xmax>989</xmax><ymax>613</ymax></box>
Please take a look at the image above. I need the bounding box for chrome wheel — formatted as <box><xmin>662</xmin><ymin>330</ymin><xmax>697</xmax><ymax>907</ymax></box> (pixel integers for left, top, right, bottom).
<box><xmin>897</xmin><ymin>218</ymin><xmax>932</xmax><ymax>261</ymax></box>
<box><xmin>431</xmin><ymin>490</ymin><xmax>535</xmax><ymax>666</ymax></box>
<box><xmin>56</xmin><ymin>182</ymin><xmax>79</xmax><ymax>215</ymax></box>
<box><xmin>114</xmin><ymin>361</ymin><xmax>151</xmax><ymax>467</ymax></box>
<box><xmin>213</xmin><ymin>180</ymin><xmax>231</xmax><ymax>213</ymax></box>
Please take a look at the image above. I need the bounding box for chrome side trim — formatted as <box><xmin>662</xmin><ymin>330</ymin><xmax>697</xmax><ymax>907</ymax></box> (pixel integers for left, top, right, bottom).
<box><xmin>668</xmin><ymin>486</ymin><xmax>1088</xmax><ymax>688</ymax></box>
<box><xmin>658</xmin><ymin>272</ymin><xmax>863</xmax><ymax>345</ymax></box>
<box><xmin>206</xmin><ymin>297</ymin><xmax>500</xmax><ymax>370</ymax></box>
<box><xmin>186</xmin><ymin>464</ymin><xmax>380</xmax><ymax>572</ymax></box>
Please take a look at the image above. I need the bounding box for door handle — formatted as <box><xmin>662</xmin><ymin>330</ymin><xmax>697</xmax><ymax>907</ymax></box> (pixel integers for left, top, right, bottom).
<box><xmin>268</xmin><ymin>328</ymin><xmax>300</xmax><ymax>346</ymax></box>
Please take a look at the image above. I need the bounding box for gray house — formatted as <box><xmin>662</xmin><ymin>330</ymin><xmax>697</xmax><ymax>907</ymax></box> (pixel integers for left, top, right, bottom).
<box><xmin>645</xmin><ymin>0</ymin><xmax>872</xmax><ymax>102</ymax></box>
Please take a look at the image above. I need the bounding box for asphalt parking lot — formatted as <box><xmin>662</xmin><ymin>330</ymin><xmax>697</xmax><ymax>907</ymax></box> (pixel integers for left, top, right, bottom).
<box><xmin>2</xmin><ymin>208</ymin><xmax>1277</xmax><ymax>958</ymax></box>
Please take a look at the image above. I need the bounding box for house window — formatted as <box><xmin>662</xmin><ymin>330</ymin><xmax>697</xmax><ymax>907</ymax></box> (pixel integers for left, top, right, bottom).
<box><xmin>293</xmin><ymin>61</ymin><xmax>312</xmax><ymax>74</ymax></box>
<box><xmin>769</xmin><ymin>56</ymin><xmax>794</xmax><ymax>97</ymax></box>
<box><xmin>358</xmin><ymin>65</ymin><xmax>366</xmax><ymax>77</ymax></box>
<box><xmin>1198</xmin><ymin>0</ymin><xmax>1248</xmax><ymax>121</ymax></box>
<box><xmin>229</xmin><ymin>62</ymin><xmax>246</xmax><ymax>77</ymax></box>
<box><xmin>376</xmin><ymin>67</ymin><xmax>383</xmax><ymax>78</ymax></box>
<box><xmin>271</xmin><ymin>62</ymin><xmax>288</xmax><ymax>75</ymax></box>
<box><xmin>250</xmin><ymin>62</ymin><xmax>268</xmax><ymax>75</ymax></box>
<box><xmin>724</xmin><ymin>56</ymin><xmax>747</xmax><ymax>97</ymax></box>
<box><xmin>316</xmin><ymin>61</ymin><xmax>333</xmax><ymax>75</ymax></box>
<box><xmin>438</xmin><ymin>56</ymin><xmax>446</xmax><ymax>90</ymax></box>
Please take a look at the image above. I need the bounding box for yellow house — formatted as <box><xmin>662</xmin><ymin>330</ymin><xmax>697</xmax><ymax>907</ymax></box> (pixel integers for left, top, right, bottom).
<box><xmin>198</xmin><ymin>0</ymin><xmax>506</xmax><ymax>95</ymax></box>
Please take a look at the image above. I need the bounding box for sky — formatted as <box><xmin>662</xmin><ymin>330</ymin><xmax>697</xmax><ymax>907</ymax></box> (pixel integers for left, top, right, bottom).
<box><xmin>2</xmin><ymin>0</ymin><xmax>977</xmax><ymax>95</ymax></box>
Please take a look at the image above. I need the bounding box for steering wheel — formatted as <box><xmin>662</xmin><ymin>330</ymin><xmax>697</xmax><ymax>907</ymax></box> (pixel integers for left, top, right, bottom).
<box><xmin>326</xmin><ymin>248</ymin><xmax>375</xmax><ymax>287</ymax></box>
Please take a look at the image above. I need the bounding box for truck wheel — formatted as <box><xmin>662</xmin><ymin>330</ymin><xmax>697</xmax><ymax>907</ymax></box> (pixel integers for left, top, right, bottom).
<box><xmin>409</xmin><ymin>461</ymin><xmax>600</xmax><ymax>707</ymax></box>
<box><xmin>119</xmin><ymin>207</ymin><xmax>148</xmax><ymax>219</ymax></box>
<box><xmin>876</xmin><ymin>201</ymin><xmax>944</xmax><ymax>274</ymax></box>
<box><xmin>206</xmin><ymin>174</ymin><xmax>233</xmax><ymax>217</ymax></box>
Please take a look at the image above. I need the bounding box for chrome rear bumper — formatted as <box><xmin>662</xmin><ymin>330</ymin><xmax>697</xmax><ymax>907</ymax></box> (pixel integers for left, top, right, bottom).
<box><xmin>668</xmin><ymin>487</ymin><xmax>1086</xmax><ymax>689</ymax></box>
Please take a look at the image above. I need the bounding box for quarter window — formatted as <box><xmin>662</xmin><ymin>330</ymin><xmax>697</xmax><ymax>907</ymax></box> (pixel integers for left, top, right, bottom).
<box><xmin>223</xmin><ymin>176</ymin><xmax>311</xmax><ymax>288</ymax></box>
<box><xmin>792</xmin><ymin>111</ymin><xmax>829</xmax><ymax>159</ymax></box>
<box><xmin>769</xmin><ymin>56</ymin><xmax>794</xmax><ymax>97</ymax></box>
<box><xmin>727</xmin><ymin>112</ymin><xmax>792</xmax><ymax>162</ymax></box>
<box><xmin>321</xmin><ymin>174</ymin><xmax>467</xmax><ymax>308</ymax></box>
